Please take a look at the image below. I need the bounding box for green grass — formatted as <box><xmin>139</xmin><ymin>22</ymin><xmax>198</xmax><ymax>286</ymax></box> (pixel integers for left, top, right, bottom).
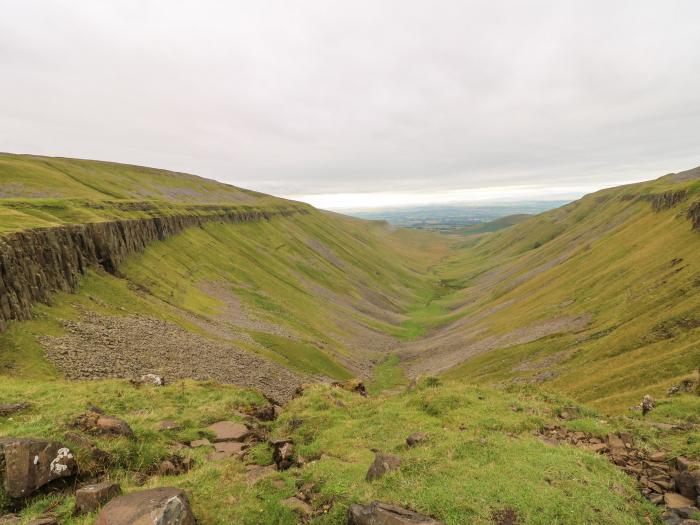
<box><xmin>367</xmin><ymin>355</ymin><xmax>407</xmax><ymax>395</ymax></box>
<box><xmin>0</xmin><ymin>378</ymin><xmax>661</xmax><ymax>524</ymax></box>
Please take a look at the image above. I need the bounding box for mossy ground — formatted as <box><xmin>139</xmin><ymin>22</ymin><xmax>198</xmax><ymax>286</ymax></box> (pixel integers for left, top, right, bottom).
<box><xmin>0</xmin><ymin>375</ymin><xmax>666</xmax><ymax>524</ymax></box>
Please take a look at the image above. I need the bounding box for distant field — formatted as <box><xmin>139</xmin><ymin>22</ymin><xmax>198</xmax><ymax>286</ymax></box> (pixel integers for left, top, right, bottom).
<box><xmin>349</xmin><ymin>201</ymin><xmax>568</xmax><ymax>232</ymax></box>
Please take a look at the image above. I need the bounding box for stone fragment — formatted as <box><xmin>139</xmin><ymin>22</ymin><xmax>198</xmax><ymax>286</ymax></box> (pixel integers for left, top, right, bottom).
<box><xmin>406</xmin><ymin>432</ymin><xmax>428</xmax><ymax>447</ymax></box>
<box><xmin>366</xmin><ymin>452</ymin><xmax>402</xmax><ymax>481</ymax></box>
<box><xmin>157</xmin><ymin>420</ymin><xmax>180</xmax><ymax>432</ymax></box>
<box><xmin>190</xmin><ymin>439</ymin><xmax>211</xmax><ymax>448</ymax></box>
<box><xmin>641</xmin><ymin>395</ymin><xmax>655</xmax><ymax>415</ymax></box>
<box><xmin>74</xmin><ymin>411</ymin><xmax>134</xmax><ymax>438</ymax></box>
<box><xmin>0</xmin><ymin>403</ymin><xmax>30</xmax><ymax>417</ymax></box>
<box><xmin>94</xmin><ymin>487</ymin><xmax>195</xmax><ymax>525</ymax></box>
<box><xmin>281</xmin><ymin>496</ymin><xmax>313</xmax><ymax>517</ymax></box>
<box><xmin>207</xmin><ymin>442</ymin><xmax>246</xmax><ymax>461</ymax></box>
<box><xmin>245</xmin><ymin>464</ymin><xmax>276</xmax><ymax>485</ymax></box>
<box><xmin>606</xmin><ymin>433</ymin><xmax>627</xmax><ymax>458</ymax></box>
<box><xmin>248</xmin><ymin>404</ymin><xmax>276</xmax><ymax>421</ymax></box>
<box><xmin>648</xmin><ymin>451</ymin><xmax>667</xmax><ymax>462</ymax></box>
<box><xmin>675</xmin><ymin>468</ymin><xmax>700</xmax><ymax>500</ymax></box>
<box><xmin>334</xmin><ymin>379</ymin><xmax>368</xmax><ymax>396</ymax></box>
<box><xmin>0</xmin><ymin>438</ymin><xmax>76</xmax><ymax>498</ymax></box>
<box><xmin>207</xmin><ymin>421</ymin><xmax>250</xmax><ymax>443</ymax></box>
<box><xmin>139</xmin><ymin>373</ymin><xmax>164</xmax><ymax>386</ymax></box>
<box><xmin>27</xmin><ymin>517</ymin><xmax>57</xmax><ymax>525</ymax></box>
<box><xmin>272</xmin><ymin>438</ymin><xmax>295</xmax><ymax>470</ymax></box>
<box><xmin>75</xmin><ymin>481</ymin><xmax>121</xmax><ymax>513</ymax></box>
<box><xmin>348</xmin><ymin>501</ymin><xmax>444</xmax><ymax>524</ymax></box>
<box><xmin>664</xmin><ymin>492</ymin><xmax>695</xmax><ymax>509</ymax></box>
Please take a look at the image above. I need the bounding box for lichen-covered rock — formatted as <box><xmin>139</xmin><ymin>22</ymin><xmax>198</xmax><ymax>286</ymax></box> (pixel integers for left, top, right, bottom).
<box><xmin>0</xmin><ymin>438</ymin><xmax>76</xmax><ymax>498</ymax></box>
<box><xmin>94</xmin><ymin>487</ymin><xmax>196</xmax><ymax>525</ymax></box>
<box><xmin>348</xmin><ymin>501</ymin><xmax>444</xmax><ymax>524</ymax></box>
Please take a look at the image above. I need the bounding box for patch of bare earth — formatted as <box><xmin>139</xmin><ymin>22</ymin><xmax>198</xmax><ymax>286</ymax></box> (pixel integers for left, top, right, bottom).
<box><xmin>40</xmin><ymin>312</ymin><xmax>305</xmax><ymax>403</ymax></box>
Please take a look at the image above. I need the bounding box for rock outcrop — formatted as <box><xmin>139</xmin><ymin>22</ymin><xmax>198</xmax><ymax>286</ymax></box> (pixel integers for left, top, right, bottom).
<box><xmin>0</xmin><ymin>207</ymin><xmax>305</xmax><ymax>330</ymax></box>
<box><xmin>348</xmin><ymin>501</ymin><xmax>444</xmax><ymax>525</ymax></box>
<box><xmin>94</xmin><ymin>487</ymin><xmax>196</xmax><ymax>525</ymax></box>
<box><xmin>0</xmin><ymin>438</ymin><xmax>77</xmax><ymax>498</ymax></box>
<box><xmin>366</xmin><ymin>452</ymin><xmax>402</xmax><ymax>481</ymax></box>
<box><xmin>688</xmin><ymin>201</ymin><xmax>700</xmax><ymax>230</ymax></box>
<box><xmin>643</xmin><ymin>190</ymin><xmax>688</xmax><ymax>212</ymax></box>
<box><xmin>75</xmin><ymin>481</ymin><xmax>121</xmax><ymax>513</ymax></box>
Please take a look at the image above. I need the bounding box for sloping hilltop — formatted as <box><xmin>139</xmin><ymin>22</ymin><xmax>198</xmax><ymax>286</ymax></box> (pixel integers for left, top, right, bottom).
<box><xmin>1</xmin><ymin>153</ymin><xmax>699</xmax><ymax>524</ymax></box>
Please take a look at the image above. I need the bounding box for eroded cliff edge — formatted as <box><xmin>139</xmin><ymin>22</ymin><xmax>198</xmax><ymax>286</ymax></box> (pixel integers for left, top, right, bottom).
<box><xmin>0</xmin><ymin>207</ymin><xmax>307</xmax><ymax>330</ymax></box>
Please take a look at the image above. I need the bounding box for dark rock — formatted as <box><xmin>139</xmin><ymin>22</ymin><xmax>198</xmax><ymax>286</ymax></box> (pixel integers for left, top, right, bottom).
<box><xmin>492</xmin><ymin>507</ymin><xmax>519</xmax><ymax>525</ymax></box>
<box><xmin>366</xmin><ymin>452</ymin><xmax>402</xmax><ymax>481</ymax></box>
<box><xmin>0</xmin><ymin>438</ymin><xmax>76</xmax><ymax>498</ymax></box>
<box><xmin>247</xmin><ymin>404</ymin><xmax>276</xmax><ymax>421</ymax></box>
<box><xmin>348</xmin><ymin>501</ymin><xmax>444</xmax><ymax>524</ymax></box>
<box><xmin>207</xmin><ymin>421</ymin><xmax>250</xmax><ymax>442</ymax></box>
<box><xmin>272</xmin><ymin>438</ymin><xmax>295</xmax><ymax>470</ymax></box>
<box><xmin>96</xmin><ymin>415</ymin><xmax>134</xmax><ymax>438</ymax></box>
<box><xmin>94</xmin><ymin>487</ymin><xmax>196</xmax><ymax>525</ymax></box>
<box><xmin>406</xmin><ymin>432</ymin><xmax>428</xmax><ymax>447</ymax></box>
<box><xmin>0</xmin><ymin>209</ymin><xmax>303</xmax><ymax>331</ymax></box>
<box><xmin>73</xmin><ymin>411</ymin><xmax>134</xmax><ymax>438</ymax></box>
<box><xmin>0</xmin><ymin>403</ymin><xmax>30</xmax><ymax>417</ymax></box>
<box><xmin>75</xmin><ymin>481</ymin><xmax>121</xmax><ymax>513</ymax></box>
<box><xmin>334</xmin><ymin>379</ymin><xmax>368</xmax><ymax>397</ymax></box>
<box><xmin>675</xmin><ymin>468</ymin><xmax>700</xmax><ymax>500</ymax></box>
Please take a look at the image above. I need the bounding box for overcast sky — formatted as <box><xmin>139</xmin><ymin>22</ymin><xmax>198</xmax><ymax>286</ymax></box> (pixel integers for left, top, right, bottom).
<box><xmin>1</xmin><ymin>1</ymin><xmax>699</xmax><ymax>209</ymax></box>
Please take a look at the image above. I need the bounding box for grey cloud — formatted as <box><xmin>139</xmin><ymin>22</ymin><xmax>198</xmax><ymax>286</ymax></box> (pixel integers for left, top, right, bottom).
<box><xmin>1</xmin><ymin>0</ymin><xmax>699</xmax><ymax>199</ymax></box>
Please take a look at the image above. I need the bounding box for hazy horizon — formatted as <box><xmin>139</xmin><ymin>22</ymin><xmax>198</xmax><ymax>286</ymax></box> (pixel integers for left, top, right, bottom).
<box><xmin>2</xmin><ymin>1</ymin><xmax>699</xmax><ymax>210</ymax></box>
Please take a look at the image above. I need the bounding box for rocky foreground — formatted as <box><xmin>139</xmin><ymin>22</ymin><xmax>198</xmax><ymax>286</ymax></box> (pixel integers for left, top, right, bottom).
<box><xmin>1</xmin><ymin>374</ymin><xmax>699</xmax><ymax>524</ymax></box>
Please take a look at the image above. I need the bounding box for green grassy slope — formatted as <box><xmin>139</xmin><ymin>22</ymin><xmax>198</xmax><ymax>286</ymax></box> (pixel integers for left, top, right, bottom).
<box><xmin>0</xmin><ymin>153</ymin><xmax>299</xmax><ymax>233</ymax></box>
<box><xmin>459</xmin><ymin>213</ymin><xmax>532</xmax><ymax>235</ymax></box>
<box><xmin>0</xmin><ymin>154</ymin><xmax>449</xmax><ymax>383</ymax></box>
<box><xmin>399</xmin><ymin>169</ymin><xmax>700</xmax><ymax>412</ymax></box>
<box><xmin>1</xmin><ymin>376</ymin><xmax>661</xmax><ymax>525</ymax></box>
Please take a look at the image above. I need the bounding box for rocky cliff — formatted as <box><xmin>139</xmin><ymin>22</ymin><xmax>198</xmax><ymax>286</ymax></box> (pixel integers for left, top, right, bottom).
<box><xmin>0</xmin><ymin>208</ymin><xmax>305</xmax><ymax>330</ymax></box>
<box><xmin>688</xmin><ymin>201</ymin><xmax>700</xmax><ymax>230</ymax></box>
<box><xmin>642</xmin><ymin>189</ymin><xmax>688</xmax><ymax>212</ymax></box>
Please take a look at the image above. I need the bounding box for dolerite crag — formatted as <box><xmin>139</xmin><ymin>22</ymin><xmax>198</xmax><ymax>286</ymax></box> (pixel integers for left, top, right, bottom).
<box><xmin>0</xmin><ymin>206</ymin><xmax>306</xmax><ymax>330</ymax></box>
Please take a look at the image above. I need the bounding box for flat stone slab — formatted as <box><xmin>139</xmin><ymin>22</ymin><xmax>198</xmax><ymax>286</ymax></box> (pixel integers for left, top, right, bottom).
<box><xmin>245</xmin><ymin>464</ymin><xmax>276</xmax><ymax>485</ymax></box>
<box><xmin>190</xmin><ymin>438</ymin><xmax>211</xmax><ymax>448</ymax></box>
<box><xmin>207</xmin><ymin>421</ymin><xmax>250</xmax><ymax>442</ymax></box>
<box><xmin>95</xmin><ymin>487</ymin><xmax>195</xmax><ymax>525</ymax></box>
<box><xmin>664</xmin><ymin>492</ymin><xmax>695</xmax><ymax>509</ymax></box>
<box><xmin>207</xmin><ymin>441</ymin><xmax>246</xmax><ymax>461</ymax></box>
<box><xmin>348</xmin><ymin>501</ymin><xmax>444</xmax><ymax>525</ymax></box>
